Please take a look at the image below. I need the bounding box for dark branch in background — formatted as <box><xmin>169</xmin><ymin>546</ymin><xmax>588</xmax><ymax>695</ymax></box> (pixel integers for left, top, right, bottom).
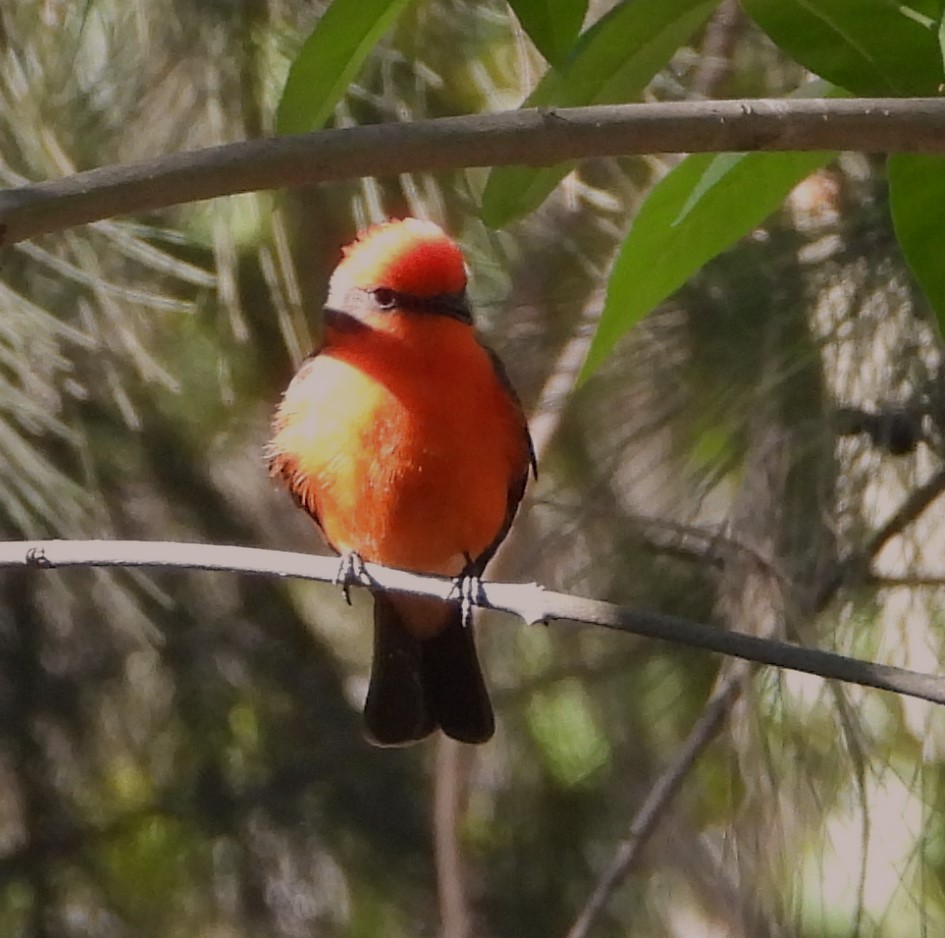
<box><xmin>690</xmin><ymin>0</ymin><xmax>745</xmax><ymax>98</ymax></box>
<box><xmin>834</xmin><ymin>405</ymin><xmax>926</xmax><ymax>456</ymax></box>
<box><xmin>564</xmin><ymin>463</ymin><xmax>945</xmax><ymax>938</ymax></box>
<box><xmin>872</xmin><ymin>574</ymin><xmax>945</xmax><ymax>588</ymax></box>
<box><xmin>5</xmin><ymin>538</ymin><xmax>945</xmax><ymax>706</ymax></box>
<box><xmin>862</xmin><ymin>464</ymin><xmax>945</xmax><ymax>562</ymax></box>
<box><xmin>565</xmin><ymin>677</ymin><xmax>744</xmax><ymax>938</ymax></box>
<box><xmin>3</xmin><ymin>98</ymin><xmax>945</xmax><ymax>245</ymax></box>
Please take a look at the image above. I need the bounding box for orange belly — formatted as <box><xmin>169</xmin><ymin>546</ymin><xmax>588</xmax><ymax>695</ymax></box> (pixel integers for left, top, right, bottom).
<box><xmin>272</xmin><ymin>314</ymin><xmax>527</xmax><ymax>577</ymax></box>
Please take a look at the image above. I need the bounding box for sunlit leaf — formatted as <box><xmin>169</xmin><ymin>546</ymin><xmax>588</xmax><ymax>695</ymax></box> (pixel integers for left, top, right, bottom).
<box><xmin>276</xmin><ymin>0</ymin><xmax>417</xmax><ymax>135</ymax></box>
<box><xmin>742</xmin><ymin>0</ymin><xmax>943</xmax><ymax>94</ymax></box>
<box><xmin>888</xmin><ymin>153</ymin><xmax>945</xmax><ymax>339</ymax></box>
<box><xmin>508</xmin><ymin>0</ymin><xmax>588</xmax><ymax>65</ymax></box>
<box><xmin>905</xmin><ymin>0</ymin><xmax>945</xmax><ymax>19</ymax></box>
<box><xmin>579</xmin><ymin>149</ymin><xmax>834</xmax><ymax>381</ymax></box>
<box><xmin>481</xmin><ymin>0</ymin><xmax>718</xmax><ymax>227</ymax></box>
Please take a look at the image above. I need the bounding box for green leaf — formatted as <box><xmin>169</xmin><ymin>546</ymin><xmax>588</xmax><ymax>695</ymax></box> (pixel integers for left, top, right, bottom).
<box><xmin>905</xmin><ymin>0</ymin><xmax>945</xmax><ymax>20</ymax></box>
<box><xmin>888</xmin><ymin>154</ymin><xmax>945</xmax><ymax>340</ymax></box>
<box><xmin>508</xmin><ymin>0</ymin><xmax>588</xmax><ymax>65</ymax></box>
<box><xmin>741</xmin><ymin>0</ymin><xmax>943</xmax><ymax>95</ymax></box>
<box><xmin>276</xmin><ymin>0</ymin><xmax>416</xmax><ymax>135</ymax></box>
<box><xmin>481</xmin><ymin>0</ymin><xmax>718</xmax><ymax>227</ymax></box>
<box><xmin>579</xmin><ymin>149</ymin><xmax>835</xmax><ymax>381</ymax></box>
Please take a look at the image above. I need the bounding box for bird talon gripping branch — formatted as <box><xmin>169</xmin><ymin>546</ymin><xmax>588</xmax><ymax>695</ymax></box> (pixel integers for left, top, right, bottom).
<box><xmin>447</xmin><ymin>554</ymin><xmax>485</xmax><ymax>628</ymax></box>
<box><xmin>269</xmin><ymin>218</ymin><xmax>535</xmax><ymax>746</ymax></box>
<box><xmin>334</xmin><ymin>550</ymin><xmax>369</xmax><ymax>605</ymax></box>
<box><xmin>457</xmin><ymin>573</ymin><xmax>484</xmax><ymax>629</ymax></box>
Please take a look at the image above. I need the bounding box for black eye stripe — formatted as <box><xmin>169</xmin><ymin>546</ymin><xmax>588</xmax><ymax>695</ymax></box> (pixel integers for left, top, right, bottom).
<box><xmin>363</xmin><ymin>287</ymin><xmax>473</xmax><ymax>324</ymax></box>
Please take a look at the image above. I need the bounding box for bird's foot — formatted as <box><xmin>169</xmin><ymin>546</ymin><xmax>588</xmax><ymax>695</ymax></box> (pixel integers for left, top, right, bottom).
<box><xmin>334</xmin><ymin>551</ymin><xmax>370</xmax><ymax>605</ymax></box>
<box><xmin>449</xmin><ymin>558</ymin><xmax>485</xmax><ymax>628</ymax></box>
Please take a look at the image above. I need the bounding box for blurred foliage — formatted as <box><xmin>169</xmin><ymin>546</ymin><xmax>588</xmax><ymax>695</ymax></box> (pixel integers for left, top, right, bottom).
<box><xmin>480</xmin><ymin>0</ymin><xmax>719</xmax><ymax>226</ymax></box>
<box><xmin>2</xmin><ymin>0</ymin><xmax>945</xmax><ymax>936</ymax></box>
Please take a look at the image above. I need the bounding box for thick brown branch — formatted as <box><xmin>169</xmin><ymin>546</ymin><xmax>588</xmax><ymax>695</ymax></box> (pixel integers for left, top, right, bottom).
<box><xmin>3</xmin><ymin>98</ymin><xmax>945</xmax><ymax>245</ymax></box>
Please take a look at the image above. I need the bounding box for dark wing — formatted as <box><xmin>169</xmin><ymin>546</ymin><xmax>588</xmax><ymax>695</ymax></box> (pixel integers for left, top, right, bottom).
<box><xmin>484</xmin><ymin>343</ymin><xmax>537</xmax><ymax>479</ymax></box>
<box><xmin>471</xmin><ymin>343</ymin><xmax>536</xmax><ymax>574</ymax></box>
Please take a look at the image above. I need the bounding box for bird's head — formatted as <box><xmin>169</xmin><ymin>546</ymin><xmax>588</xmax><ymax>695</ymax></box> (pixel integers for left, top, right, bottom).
<box><xmin>326</xmin><ymin>218</ymin><xmax>472</xmax><ymax>325</ymax></box>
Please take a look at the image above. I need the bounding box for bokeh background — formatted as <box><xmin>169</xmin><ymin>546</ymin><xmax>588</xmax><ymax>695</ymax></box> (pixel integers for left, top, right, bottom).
<box><xmin>2</xmin><ymin>1</ymin><xmax>945</xmax><ymax>935</ymax></box>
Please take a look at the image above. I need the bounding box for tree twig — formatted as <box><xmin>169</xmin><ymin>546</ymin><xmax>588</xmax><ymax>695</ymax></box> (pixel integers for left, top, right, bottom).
<box><xmin>5</xmin><ymin>538</ymin><xmax>945</xmax><ymax>706</ymax></box>
<box><xmin>864</xmin><ymin>465</ymin><xmax>945</xmax><ymax>560</ymax></box>
<box><xmin>563</xmin><ymin>464</ymin><xmax>945</xmax><ymax>937</ymax></box>
<box><xmin>4</xmin><ymin>97</ymin><xmax>945</xmax><ymax>246</ymax></box>
<box><xmin>433</xmin><ymin>741</ymin><xmax>474</xmax><ymax>938</ymax></box>
<box><xmin>870</xmin><ymin>574</ymin><xmax>945</xmax><ymax>588</ymax></box>
<box><xmin>564</xmin><ymin>670</ymin><xmax>745</xmax><ymax>938</ymax></box>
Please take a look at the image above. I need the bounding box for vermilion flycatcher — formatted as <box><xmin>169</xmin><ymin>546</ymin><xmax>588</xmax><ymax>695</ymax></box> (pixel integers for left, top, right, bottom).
<box><xmin>268</xmin><ymin>219</ymin><xmax>534</xmax><ymax>746</ymax></box>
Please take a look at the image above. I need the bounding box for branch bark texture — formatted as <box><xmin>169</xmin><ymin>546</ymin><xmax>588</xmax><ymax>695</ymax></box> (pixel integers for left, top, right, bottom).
<box><xmin>2</xmin><ymin>98</ymin><xmax>945</xmax><ymax>245</ymax></box>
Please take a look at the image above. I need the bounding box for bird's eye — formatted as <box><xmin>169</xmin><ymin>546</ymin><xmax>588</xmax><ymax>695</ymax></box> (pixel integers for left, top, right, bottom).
<box><xmin>373</xmin><ymin>288</ymin><xmax>397</xmax><ymax>309</ymax></box>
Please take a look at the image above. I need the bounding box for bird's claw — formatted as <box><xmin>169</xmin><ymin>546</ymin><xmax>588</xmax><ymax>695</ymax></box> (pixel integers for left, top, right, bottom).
<box><xmin>449</xmin><ymin>564</ymin><xmax>484</xmax><ymax>628</ymax></box>
<box><xmin>334</xmin><ymin>551</ymin><xmax>370</xmax><ymax>605</ymax></box>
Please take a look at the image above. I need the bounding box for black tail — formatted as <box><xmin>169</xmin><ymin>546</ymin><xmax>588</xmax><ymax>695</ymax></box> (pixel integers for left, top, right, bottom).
<box><xmin>363</xmin><ymin>592</ymin><xmax>435</xmax><ymax>746</ymax></box>
<box><xmin>421</xmin><ymin>607</ymin><xmax>495</xmax><ymax>744</ymax></box>
<box><xmin>363</xmin><ymin>592</ymin><xmax>494</xmax><ymax>747</ymax></box>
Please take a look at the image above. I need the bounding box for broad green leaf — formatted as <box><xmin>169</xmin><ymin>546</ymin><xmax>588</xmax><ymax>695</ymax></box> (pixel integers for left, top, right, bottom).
<box><xmin>742</xmin><ymin>0</ymin><xmax>943</xmax><ymax>95</ymax></box>
<box><xmin>888</xmin><ymin>154</ymin><xmax>945</xmax><ymax>339</ymax></box>
<box><xmin>276</xmin><ymin>0</ymin><xmax>416</xmax><ymax>135</ymax></box>
<box><xmin>579</xmin><ymin>150</ymin><xmax>834</xmax><ymax>381</ymax></box>
<box><xmin>508</xmin><ymin>0</ymin><xmax>587</xmax><ymax>65</ymax></box>
<box><xmin>481</xmin><ymin>0</ymin><xmax>718</xmax><ymax>227</ymax></box>
<box><xmin>906</xmin><ymin>0</ymin><xmax>945</xmax><ymax>19</ymax></box>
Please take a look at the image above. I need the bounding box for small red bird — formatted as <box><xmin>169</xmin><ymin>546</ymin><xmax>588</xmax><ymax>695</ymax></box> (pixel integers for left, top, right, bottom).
<box><xmin>268</xmin><ymin>218</ymin><xmax>534</xmax><ymax>746</ymax></box>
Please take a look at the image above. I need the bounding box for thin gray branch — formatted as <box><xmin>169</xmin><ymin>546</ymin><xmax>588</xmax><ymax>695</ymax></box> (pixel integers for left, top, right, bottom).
<box><xmin>5</xmin><ymin>538</ymin><xmax>945</xmax><ymax>706</ymax></box>
<box><xmin>3</xmin><ymin>97</ymin><xmax>945</xmax><ymax>246</ymax></box>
